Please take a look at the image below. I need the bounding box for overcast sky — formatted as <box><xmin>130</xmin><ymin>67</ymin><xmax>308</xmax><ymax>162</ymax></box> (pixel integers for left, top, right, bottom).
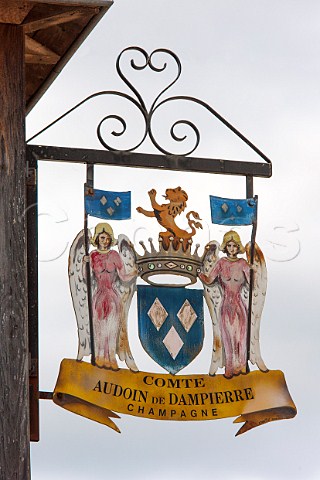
<box><xmin>27</xmin><ymin>1</ymin><xmax>320</xmax><ymax>478</ymax></box>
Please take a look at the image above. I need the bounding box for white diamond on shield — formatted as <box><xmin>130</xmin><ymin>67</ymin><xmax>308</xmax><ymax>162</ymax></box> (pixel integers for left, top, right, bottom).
<box><xmin>148</xmin><ymin>298</ymin><xmax>168</xmax><ymax>331</ymax></box>
<box><xmin>177</xmin><ymin>300</ymin><xmax>197</xmax><ymax>332</ymax></box>
<box><xmin>163</xmin><ymin>326</ymin><xmax>184</xmax><ymax>359</ymax></box>
<box><xmin>100</xmin><ymin>196</ymin><xmax>107</xmax><ymax>205</ymax></box>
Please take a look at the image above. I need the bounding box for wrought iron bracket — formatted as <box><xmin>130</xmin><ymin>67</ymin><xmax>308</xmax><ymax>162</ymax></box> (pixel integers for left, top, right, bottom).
<box><xmin>27</xmin><ymin>46</ymin><xmax>272</xmax><ymax>175</ymax></box>
<box><xmin>26</xmin><ymin>46</ymin><xmax>272</xmax><ymax>442</ymax></box>
<box><xmin>27</xmin><ymin>144</ymin><xmax>272</xmax><ymax>178</ymax></box>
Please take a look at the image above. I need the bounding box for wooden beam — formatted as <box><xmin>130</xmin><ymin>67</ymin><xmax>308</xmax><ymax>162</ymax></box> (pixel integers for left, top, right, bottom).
<box><xmin>25</xmin><ymin>35</ymin><xmax>59</xmax><ymax>56</ymax></box>
<box><xmin>25</xmin><ymin>53</ymin><xmax>59</xmax><ymax>64</ymax></box>
<box><xmin>0</xmin><ymin>24</ymin><xmax>30</xmax><ymax>479</ymax></box>
<box><xmin>0</xmin><ymin>1</ymin><xmax>32</xmax><ymax>24</ymax></box>
<box><xmin>23</xmin><ymin>7</ymin><xmax>99</xmax><ymax>33</ymax></box>
<box><xmin>26</xmin><ymin>2</ymin><xmax>111</xmax><ymax>112</ymax></box>
<box><xmin>25</xmin><ymin>35</ymin><xmax>61</xmax><ymax>64</ymax></box>
<box><xmin>26</xmin><ymin>152</ymin><xmax>39</xmax><ymax>443</ymax></box>
<box><xmin>30</xmin><ymin>0</ymin><xmax>112</xmax><ymax>6</ymax></box>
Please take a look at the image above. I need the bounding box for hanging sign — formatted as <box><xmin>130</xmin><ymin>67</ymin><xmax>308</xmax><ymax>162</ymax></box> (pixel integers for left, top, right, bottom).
<box><xmin>47</xmin><ymin>46</ymin><xmax>295</xmax><ymax>436</ymax></box>
<box><xmin>54</xmin><ymin>185</ymin><xmax>296</xmax><ymax>435</ymax></box>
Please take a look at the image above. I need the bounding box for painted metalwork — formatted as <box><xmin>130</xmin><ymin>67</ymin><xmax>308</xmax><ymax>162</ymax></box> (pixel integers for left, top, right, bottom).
<box><xmin>26</xmin><ymin>46</ymin><xmax>297</xmax><ymax>436</ymax></box>
<box><xmin>135</xmin><ymin>186</ymin><xmax>202</xmax><ymax>287</ymax></box>
<box><xmin>69</xmin><ymin>225</ymin><xmax>138</xmax><ymax>370</ymax></box>
<box><xmin>67</xmin><ymin>184</ymin><xmax>267</xmax><ymax>379</ymax></box>
<box><xmin>137</xmin><ymin>286</ymin><xmax>204</xmax><ymax>374</ymax></box>
<box><xmin>199</xmin><ymin>232</ymin><xmax>267</xmax><ymax>377</ymax></box>
<box><xmin>210</xmin><ymin>195</ymin><xmax>257</xmax><ymax>226</ymax></box>
<box><xmin>137</xmin><ymin>187</ymin><xmax>202</xmax><ymax>251</ymax></box>
<box><xmin>84</xmin><ymin>187</ymin><xmax>131</xmax><ymax>220</ymax></box>
<box><xmin>53</xmin><ymin>183</ymin><xmax>297</xmax><ymax>434</ymax></box>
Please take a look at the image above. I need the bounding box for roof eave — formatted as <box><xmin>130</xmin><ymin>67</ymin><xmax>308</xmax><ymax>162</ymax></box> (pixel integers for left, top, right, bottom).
<box><xmin>26</xmin><ymin>0</ymin><xmax>113</xmax><ymax>114</ymax></box>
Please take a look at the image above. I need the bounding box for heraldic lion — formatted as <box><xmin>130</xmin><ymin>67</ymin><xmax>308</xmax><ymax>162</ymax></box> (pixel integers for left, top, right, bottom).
<box><xmin>137</xmin><ymin>186</ymin><xmax>202</xmax><ymax>251</ymax></box>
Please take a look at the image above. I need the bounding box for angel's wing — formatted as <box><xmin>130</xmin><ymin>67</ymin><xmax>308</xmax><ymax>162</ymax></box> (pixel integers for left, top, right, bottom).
<box><xmin>68</xmin><ymin>229</ymin><xmax>91</xmax><ymax>361</ymax></box>
<box><xmin>114</xmin><ymin>234</ymin><xmax>139</xmax><ymax>372</ymax></box>
<box><xmin>200</xmin><ymin>241</ymin><xmax>224</xmax><ymax>375</ymax></box>
<box><xmin>245</xmin><ymin>242</ymin><xmax>268</xmax><ymax>372</ymax></box>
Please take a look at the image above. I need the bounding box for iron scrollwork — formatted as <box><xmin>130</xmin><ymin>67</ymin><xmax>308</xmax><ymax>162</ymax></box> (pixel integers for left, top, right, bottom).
<box><xmin>27</xmin><ymin>46</ymin><xmax>270</xmax><ymax>163</ymax></box>
<box><xmin>96</xmin><ymin>46</ymin><xmax>196</xmax><ymax>155</ymax></box>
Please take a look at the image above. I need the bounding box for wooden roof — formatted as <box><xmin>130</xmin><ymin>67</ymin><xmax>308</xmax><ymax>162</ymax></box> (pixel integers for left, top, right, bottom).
<box><xmin>0</xmin><ymin>1</ymin><xmax>113</xmax><ymax>113</ymax></box>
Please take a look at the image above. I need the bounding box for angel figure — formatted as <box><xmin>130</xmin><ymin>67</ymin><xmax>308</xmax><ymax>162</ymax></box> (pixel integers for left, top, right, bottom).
<box><xmin>68</xmin><ymin>222</ymin><xmax>139</xmax><ymax>372</ymax></box>
<box><xmin>199</xmin><ymin>230</ymin><xmax>268</xmax><ymax>378</ymax></box>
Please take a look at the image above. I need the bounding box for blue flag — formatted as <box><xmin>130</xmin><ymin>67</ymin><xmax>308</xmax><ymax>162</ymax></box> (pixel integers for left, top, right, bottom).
<box><xmin>210</xmin><ymin>195</ymin><xmax>257</xmax><ymax>226</ymax></box>
<box><xmin>85</xmin><ymin>188</ymin><xmax>131</xmax><ymax>220</ymax></box>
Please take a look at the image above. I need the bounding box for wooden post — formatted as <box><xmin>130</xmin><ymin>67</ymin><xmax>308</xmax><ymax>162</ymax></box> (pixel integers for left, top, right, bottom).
<box><xmin>0</xmin><ymin>24</ymin><xmax>30</xmax><ymax>479</ymax></box>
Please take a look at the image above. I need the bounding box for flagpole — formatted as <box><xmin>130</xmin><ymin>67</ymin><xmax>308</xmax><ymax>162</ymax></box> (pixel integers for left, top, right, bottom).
<box><xmin>84</xmin><ymin>164</ymin><xmax>96</xmax><ymax>365</ymax></box>
<box><xmin>246</xmin><ymin>192</ymin><xmax>258</xmax><ymax>372</ymax></box>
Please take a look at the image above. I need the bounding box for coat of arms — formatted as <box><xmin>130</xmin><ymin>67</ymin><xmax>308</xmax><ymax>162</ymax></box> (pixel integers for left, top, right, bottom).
<box><xmin>54</xmin><ymin>184</ymin><xmax>296</xmax><ymax>435</ymax></box>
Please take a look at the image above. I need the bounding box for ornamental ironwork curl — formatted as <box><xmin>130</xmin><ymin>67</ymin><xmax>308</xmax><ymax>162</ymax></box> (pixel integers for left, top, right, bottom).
<box><xmin>27</xmin><ymin>46</ymin><xmax>270</xmax><ymax>163</ymax></box>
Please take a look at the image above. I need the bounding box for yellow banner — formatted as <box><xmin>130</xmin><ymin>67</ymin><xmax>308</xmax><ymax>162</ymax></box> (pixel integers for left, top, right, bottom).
<box><xmin>53</xmin><ymin>359</ymin><xmax>296</xmax><ymax>435</ymax></box>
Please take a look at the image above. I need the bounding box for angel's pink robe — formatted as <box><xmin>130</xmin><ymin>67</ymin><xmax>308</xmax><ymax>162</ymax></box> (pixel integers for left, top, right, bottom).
<box><xmin>201</xmin><ymin>257</ymin><xmax>250</xmax><ymax>378</ymax></box>
<box><xmin>90</xmin><ymin>249</ymin><xmax>130</xmax><ymax>367</ymax></box>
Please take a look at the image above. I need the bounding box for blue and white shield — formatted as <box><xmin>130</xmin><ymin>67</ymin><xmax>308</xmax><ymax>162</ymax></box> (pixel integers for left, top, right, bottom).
<box><xmin>137</xmin><ymin>286</ymin><xmax>204</xmax><ymax>374</ymax></box>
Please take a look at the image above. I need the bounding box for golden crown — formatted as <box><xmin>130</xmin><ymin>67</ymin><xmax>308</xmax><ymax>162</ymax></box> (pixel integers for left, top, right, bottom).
<box><xmin>135</xmin><ymin>237</ymin><xmax>202</xmax><ymax>287</ymax></box>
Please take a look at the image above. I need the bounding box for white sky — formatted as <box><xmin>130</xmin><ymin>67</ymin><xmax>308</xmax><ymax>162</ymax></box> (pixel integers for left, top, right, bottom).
<box><xmin>27</xmin><ymin>1</ymin><xmax>320</xmax><ymax>478</ymax></box>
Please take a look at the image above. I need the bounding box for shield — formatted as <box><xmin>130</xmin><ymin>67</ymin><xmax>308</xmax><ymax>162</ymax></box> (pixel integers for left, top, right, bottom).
<box><xmin>137</xmin><ymin>285</ymin><xmax>204</xmax><ymax>374</ymax></box>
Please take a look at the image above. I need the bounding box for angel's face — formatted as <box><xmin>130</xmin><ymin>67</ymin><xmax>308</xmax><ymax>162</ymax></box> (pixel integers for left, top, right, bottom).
<box><xmin>226</xmin><ymin>241</ymin><xmax>239</xmax><ymax>258</ymax></box>
<box><xmin>98</xmin><ymin>232</ymin><xmax>112</xmax><ymax>250</ymax></box>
